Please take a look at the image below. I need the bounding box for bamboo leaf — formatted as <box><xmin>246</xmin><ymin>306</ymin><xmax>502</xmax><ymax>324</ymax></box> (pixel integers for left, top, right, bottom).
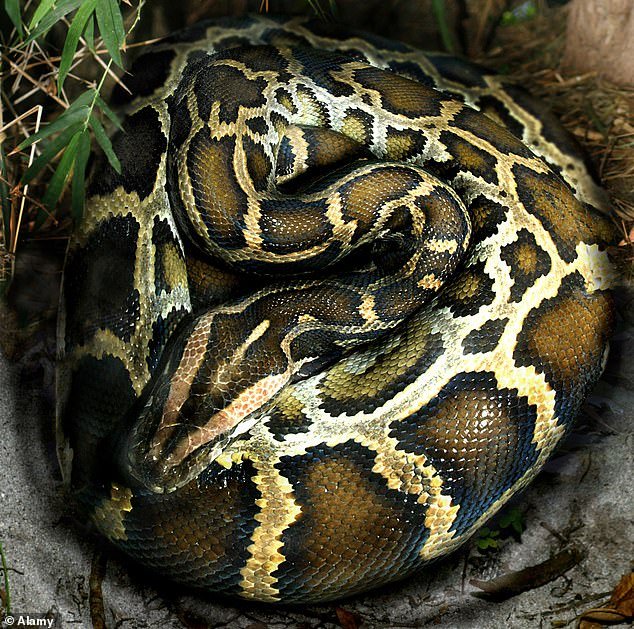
<box><xmin>25</xmin><ymin>0</ymin><xmax>84</xmax><ymax>44</ymax></box>
<box><xmin>58</xmin><ymin>0</ymin><xmax>98</xmax><ymax>91</ymax></box>
<box><xmin>96</xmin><ymin>93</ymin><xmax>122</xmax><ymax>129</ymax></box>
<box><xmin>28</xmin><ymin>0</ymin><xmax>55</xmax><ymax>29</ymax></box>
<box><xmin>95</xmin><ymin>0</ymin><xmax>125</xmax><ymax>67</ymax></box>
<box><xmin>71</xmin><ymin>130</ymin><xmax>91</xmax><ymax>220</ymax></box>
<box><xmin>17</xmin><ymin>105</ymin><xmax>89</xmax><ymax>150</ymax></box>
<box><xmin>90</xmin><ymin>114</ymin><xmax>121</xmax><ymax>173</ymax></box>
<box><xmin>4</xmin><ymin>0</ymin><xmax>23</xmax><ymax>37</ymax></box>
<box><xmin>22</xmin><ymin>122</ymin><xmax>84</xmax><ymax>182</ymax></box>
<box><xmin>68</xmin><ymin>87</ymin><xmax>99</xmax><ymax>109</ymax></box>
<box><xmin>1</xmin><ymin>146</ymin><xmax>11</xmax><ymax>241</ymax></box>
<box><xmin>42</xmin><ymin>132</ymin><xmax>81</xmax><ymax>209</ymax></box>
<box><xmin>17</xmin><ymin>89</ymin><xmax>96</xmax><ymax>151</ymax></box>
<box><xmin>84</xmin><ymin>13</ymin><xmax>95</xmax><ymax>50</ymax></box>
<box><xmin>431</xmin><ymin>0</ymin><xmax>457</xmax><ymax>53</ymax></box>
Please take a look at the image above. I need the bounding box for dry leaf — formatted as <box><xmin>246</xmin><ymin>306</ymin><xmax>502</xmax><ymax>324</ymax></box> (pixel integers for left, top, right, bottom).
<box><xmin>578</xmin><ymin>572</ymin><xmax>634</xmax><ymax>628</ymax></box>
<box><xmin>336</xmin><ymin>607</ymin><xmax>360</xmax><ymax>629</ymax></box>
<box><xmin>609</xmin><ymin>572</ymin><xmax>634</xmax><ymax>617</ymax></box>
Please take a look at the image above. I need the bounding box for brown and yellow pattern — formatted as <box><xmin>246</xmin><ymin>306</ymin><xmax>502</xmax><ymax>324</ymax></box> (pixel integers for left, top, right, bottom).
<box><xmin>56</xmin><ymin>14</ymin><xmax>617</xmax><ymax>604</ymax></box>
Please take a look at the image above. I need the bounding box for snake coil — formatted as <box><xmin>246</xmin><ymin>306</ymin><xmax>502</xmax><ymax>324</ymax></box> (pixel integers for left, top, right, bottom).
<box><xmin>57</xmin><ymin>15</ymin><xmax>616</xmax><ymax>603</ymax></box>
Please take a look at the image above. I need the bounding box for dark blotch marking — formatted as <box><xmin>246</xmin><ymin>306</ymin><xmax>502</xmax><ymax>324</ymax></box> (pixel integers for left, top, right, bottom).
<box><xmin>293</xmin><ymin>48</ymin><xmax>355</xmax><ymax>96</ymax></box>
<box><xmin>436</xmin><ymin>260</ymin><xmax>495</xmax><ymax>317</ymax></box>
<box><xmin>390</xmin><ymin>371</ymin><xmax>539</xmax><ymax>535</ymax></box>
<box><xmin>467</xmin><ymin>195</ymin><xmax>508</xmax><ymax>243</ymax></box>
<box><xmin>500</xmin><ymin>228</ymin><xmax>552</xmax><ymax>302</ymax></box>
<box><xmin>168</xmin><ymin>94</ymin><xmax>193</xmax><ymax>151</ymax></box>
<box><xmin>439</xmin><ymin>130</ymin><xmax>499</xmax><ymax>185</ymax></box>
<box><xmin>186</xmin><ymin>130</ymin><xmax>248</xmax><ymax>249</ymax></box>
<box><xmin>512</xmin><ymin>164</ymin><xmax>617</xmax><ymax>262</ymax></box>
<box><xmin>194</xmin><ymin>64</ymin><xmax>267</xmax><ymax>124</ymax></box>
<box><xmin>476</xmin><ymin>94</ymin><xmax>525</xmax><ymax>141</ymax></box>
<box><xmin>64</xmin><ymin>215</ymin><xmax>140</xmax><ymax>346</ymax></box>
<box><xmin>274</xmin><ymin>87</ymin><xmax>298</xmax><ymax>114</ymax></box>
<box><xmin>243</xmin><ymin>136</ymin><xmax>272</xmax><ymax>191</ymax></box>
<box><xmin>246</xmin><ymin>116</ymin><xmax>270</xmax><ymax>136</ymax></box>
<box><xmin>147</xmin><ymin>307</ymin><xmax>188</xmax><ymax>374</ymax></box>
<box><xmin>449</xmin><ymin>106</ymin><xmax>533</xmax><ymax>158</ymax></box>
<box><xmin>462</xmin><ymin>318</ymin><xmax>508</xmax><ymax>354</ymax></box>
<box><xmin>115</xmin><ymin>458</ymin><xmax>261</xmax><ymax>594</ymax></box>
<box><xmin>273</xmin><ymin>441</ymin><xmax>430</xmax><ymax>602</ymax></box>
<box><xmin>353</xmin><ymin>67</ymin><xmax>444</xmax><ymax>118</ymax></box>
<box><xmin>88</xmin><ymin>106</ymin><xmax>166</xmax><ymax>201</ymax></box>
<box><xmin>152</xmin><ymin>216</ymin><xmax>184</xmax><ymax>296</ymax></box>
<box><xmin>387</xmin><ymin>61</ymin><xmax>436</xmax><ymax>88</ymax></box>
<box><xmin>319</xmin><ymin>322</ymin><xmax>444</xmax><ymax>416</ymax></box>
<box><xmin>111</xmin><ymin>49</ymin><xmax>176</xmax><ymax>106</ymax></box>
<box><xmin>217</xmin><ymin>44</ymin><xmax>290</xmax><ymax>75</ymax></box>
<box><xmin>258</xmin><ymin>197</ymin><xmax>331</xmax><ymax>255</ymax></box>
<box><xmin>63</xmin><ymin>354</ymin><xmax>136</xmax><ymax>487</ymax></box>
<box><xmin>385</xmin><ymin>126</ymin><xmax>427</xmax><ymax>160</ymax></box>
<box><xmin>513</xmin><ymin>272</ymin><xmax>615</xmax><ymax>419</ymax></box>
<box><xmin>426</xmin><ymin>54</ymin><xmax>489</xmax><ymax>88</ymax></box>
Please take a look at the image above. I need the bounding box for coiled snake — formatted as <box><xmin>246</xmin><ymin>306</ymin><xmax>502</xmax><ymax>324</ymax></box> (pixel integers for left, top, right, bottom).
<box><xmin>56</xmin><ymin>14</ymin><xmax>617</xmax><ymax>603</ymax></box>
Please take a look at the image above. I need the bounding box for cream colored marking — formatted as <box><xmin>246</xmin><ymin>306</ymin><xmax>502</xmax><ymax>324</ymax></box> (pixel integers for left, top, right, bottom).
<box><xmin>426</xmin><ymin>237</ymin><xmax>459</xmax><ymax>254</ymax></box>
<box><xmin>417</xmin><ymin>274</ymin><xmax>443</xmax><ymax>290</ymax></box>
<box><xmin>151</xmin><ymin>313</ymin><xmax>216</xmax><ymax>445</ymax></box>
<box><xmin>240</xmin><ymin>459</ymin><xmax>302</xmax><ymax>601</ymax></box>
<box><xmin>152</xmin><ymin>319</ymin><xmax>280</xmax><ymax>466</ymax></box>
<box><xmin>359</xmin><ymin>292</ymin><xmax>379</xmax><ymax>325</ymax></box>
<box><xmin>573</xmin><ymin>242</ymin><xmax>619</xmax><ymax>292</ymax></box>
<box><xmin>92</xmin><ymin>484</ymin><xmax>133</xmax><ymax>542</ymax></box>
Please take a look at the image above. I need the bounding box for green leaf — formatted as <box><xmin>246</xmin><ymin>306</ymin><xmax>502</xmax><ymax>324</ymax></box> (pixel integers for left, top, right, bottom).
<box><xmin>431</xmin><ymin>0</ymin><xmax>457</xmax><ymax>53</ymax></box>
<box><xmin>477</xmin><ymin>537</ymin><xmax>498</xmax><ymax>550</ymax></box>
<box><xmin>29</xmin><ymin>0</ymin><xmax>56</xmax><ymax>28</ymax></box>
<box><xmin>499</xmin><ymin>507</ymin><xmax>525</xmax><ymax>535</ymax></box>
<box><xmin>25</xmin><ymin>0</ymin><xmax>83</xmax><ymax>44</ymax></box>
<box><xmin>95</xmin><ymin>93</ymin><xmax>122</xmax><ymax>129</ymax></box>
<box><xmin>22</xmin><ymin>121</ymin><xmax>84</xmax><ymax>182</ymax></box>
<box><xmin>0</xmin><ymin>146</ymin><xmax>11</xmax><ymax>243</ymax></box>
<box><xmin>84</xmin><ymin>13</ymin><xmax>95</xmax><ymax>50</ymax></box>
<box><xmin>95</xmin><ymin>0</ymin><xmax>125</xmax><ymax>67</ymax></box>
<box><xmin>17</xmin><ymin>89</ymin><xmax>96</xmax><ymax>151</ymax></box>
<box><xmin>89</xmin><ymin>114</ymin><xmax>121</xmax><ymax>173</ymax></box>
<box><xmin>501</xmin><ymin>1</ymin><xmax>537</xmax><ymax>26</ymax></box>
<box><xmin>58</xmin><ymin>0</ymin><xmax>98</xmax><ymax>91</ymax></box>
<box><xmin>42</xmin><ymin>131</ymin><xmax>81</xmax><ymax>209</ymax></box>
<box><xmin>4</xmin><ymin>0</ymin><xmax>23</xmax><ymax>38</ymax></box>
<box><xmin>71</xmin><ymin>130</ymin><xmax>91</xmax><ymax>220</ymax></box>
<box><xmin>17</xmin><ymin>105</ymin><xmax>88</xmax><ymax>151</ymax></box>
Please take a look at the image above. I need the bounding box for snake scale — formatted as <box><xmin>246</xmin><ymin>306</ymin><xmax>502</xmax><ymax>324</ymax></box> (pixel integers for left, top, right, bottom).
<box><xmin>56</xmin><ymin>14</ymin><xmax>617</xmax><ymax>603</ymax></box>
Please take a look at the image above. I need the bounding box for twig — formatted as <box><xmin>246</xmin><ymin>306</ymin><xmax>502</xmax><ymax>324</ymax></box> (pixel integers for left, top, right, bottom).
<box><xmin>0</xmin><ymin>540</ymin><xmax>11</xmax><ymax>615</ymax></box>
<box><xmin>5</xmin><ymin>57</ymin><xmax>68</xmax><ymax>108</ymax></box>
<box><xmin>89</xmin><ymin>549</ymin><xmax>107</xmax><ymax>629</ymax></box>
<box><xmin>470</xmin><ymin>547</ymin><xmax>585</xmax><ymax>602</ymax></box>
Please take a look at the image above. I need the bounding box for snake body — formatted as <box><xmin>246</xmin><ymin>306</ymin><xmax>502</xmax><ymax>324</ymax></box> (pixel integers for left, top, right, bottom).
<box><xmin>57</xmin><ymin>15</ymin><xmax>617</xmax><ymax>603</ymax></box>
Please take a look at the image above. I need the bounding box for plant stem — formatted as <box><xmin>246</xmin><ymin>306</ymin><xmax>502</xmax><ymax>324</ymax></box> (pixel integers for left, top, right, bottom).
<box><xmin>431</xmin><ymin>0</ymin><xmax>457</xmax><ymax>53</ymax></box>
<box><xmin>0</xmin><ymin>539</ymin><xmax>11</xmax><ymax>615</ymax></box>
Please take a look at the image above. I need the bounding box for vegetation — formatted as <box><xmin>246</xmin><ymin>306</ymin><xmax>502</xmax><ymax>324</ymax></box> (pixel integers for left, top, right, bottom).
<box><xmin>0</xmin><ymin>539</ymin><xmax>10</xmax><ymax>616</ymax></box>
<box><xmin>476</xmin><ymin>507</ymin><xmax>526</xmax><ymax>552</ymax></box>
